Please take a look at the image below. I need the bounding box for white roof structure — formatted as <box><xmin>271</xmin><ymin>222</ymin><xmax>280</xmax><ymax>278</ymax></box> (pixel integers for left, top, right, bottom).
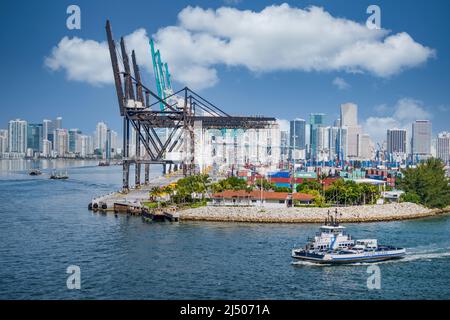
<box><xmin>349</xmin><ymin>178</ymin><xmax>386</xmax><ymax>185</ymax></box>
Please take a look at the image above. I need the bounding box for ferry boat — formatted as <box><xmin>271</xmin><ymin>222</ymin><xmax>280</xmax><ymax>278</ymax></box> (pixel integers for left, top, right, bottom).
<box><xmin>291</xmin><ymin>210</ymin><xmax>406</xmax><ymax>264</ymax></box>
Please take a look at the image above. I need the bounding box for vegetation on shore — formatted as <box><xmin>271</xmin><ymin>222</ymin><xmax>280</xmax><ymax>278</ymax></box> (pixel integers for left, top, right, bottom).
<box><xmin>146</xmin><ymin>158</ymin><xmax>450</xmax><ymax>210</ymax></box>
<box><xmin>397</xmin><ymin>158</ymin><xmax>450</xmax><ymax>208</ymax></box>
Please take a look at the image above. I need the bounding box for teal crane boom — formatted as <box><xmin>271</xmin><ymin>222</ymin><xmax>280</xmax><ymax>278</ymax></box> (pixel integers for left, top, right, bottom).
<box><xmin>150</xmin><ymin>39</ymin><xmax>173</xmax><ymax>111</ymax></box>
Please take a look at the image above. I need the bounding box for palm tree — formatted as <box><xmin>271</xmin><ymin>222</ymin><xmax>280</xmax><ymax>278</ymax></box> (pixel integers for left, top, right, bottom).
<box><xmin>149</xmin><ymin>186</ymin><xmax>162</xmax><ymax>201</ymax></box>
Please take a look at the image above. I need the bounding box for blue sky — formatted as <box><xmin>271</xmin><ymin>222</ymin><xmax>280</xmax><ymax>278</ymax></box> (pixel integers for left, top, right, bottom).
<box><xmin>0</xmin><ymin>0</ymin><xmax>449</xmax><ymax>143</ymax></box>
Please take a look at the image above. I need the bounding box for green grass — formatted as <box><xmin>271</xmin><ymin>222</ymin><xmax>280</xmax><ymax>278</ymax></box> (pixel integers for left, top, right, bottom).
<box><xmin>143</xmin><ymin>202</ymin><xmax>159</xmax><ymax>209</ymax></box>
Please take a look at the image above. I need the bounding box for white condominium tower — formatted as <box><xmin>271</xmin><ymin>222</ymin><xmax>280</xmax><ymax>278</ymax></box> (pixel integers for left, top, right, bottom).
<box><xmin>411</xmin><ymin>120</ymin><xmax>432</xmax><ymax>161</ymax></box>
<box><xmin>8</xmin><ymin>119</ymin><xmax>27</xmax><ymax>154</ymax></box>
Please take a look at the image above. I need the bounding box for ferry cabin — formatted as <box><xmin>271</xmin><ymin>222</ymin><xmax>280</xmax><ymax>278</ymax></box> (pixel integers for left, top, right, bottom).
<box><xmin>309</xmin><ymin>226</ymin><xmax>354</xmax><ymax>251</ymax></box>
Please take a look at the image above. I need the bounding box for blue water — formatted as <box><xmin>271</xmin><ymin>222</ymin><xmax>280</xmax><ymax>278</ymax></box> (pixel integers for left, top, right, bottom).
<box><xmin>0</xmin><ymin>159</ymin><xmax>449</xmax><ymax>299</ymax></box>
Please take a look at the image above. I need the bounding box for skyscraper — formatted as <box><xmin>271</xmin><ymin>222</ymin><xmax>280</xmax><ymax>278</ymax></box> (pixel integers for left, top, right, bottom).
<box><xmin>27</xmin><ymin>123</ymin><xmax>43</xmax><ymax>153</ymax></box>
<box><xmin>309</xmin><ymin>113</ymin><xmax>326</xmax><ymax>159</ymax></box>
<box><xmin>8</xmin><ymin>119</ymin><xmax>27</xmax><ymax>154</ymax></box>
<box><xmin>315</xmin><ymin>126</ymin><xmax>330</xmax><ymax>161</ymax></box>
<box><xmin>55</xmin><ymin>117</ymin><xmax>62</xmax><ymax>130</ymax></box>
<box><xmin>387</xmin><ymin>129</ymin><xmax>407</xmax><ymax>155</ymax></box>
<box><xmin>0</xmin><ymin>129</ymin><xmax>8</xmax><ymax>154</ymax></box>
<box><xmin>68</xmin><ymin>129</ymin><xmax>81</xmax><ymax>153</ymax></box>
<box><xmin>42</xmin><ymin>140</ymin><xmax>52</xmax><ymax>158</ymax></box>
<box><xmin>340</xmin><ymin>103</ymin><xmax>358</xmax><ymax>127</ymax></box>
<box><xmin>106</xmin><ymin>129</ymin><xmax>112</xmax><ymax>160</ymax></box>
<box><xmin>411</xmin><ymin>120</ymin><xmax>432</xmax><ymax>161</ymax></box>
<box><xmin>336</xmin><ymin>127</ymin><xmax>348</xmax><ymax>161</ymax></box>
<box><xmin>436</xmin><ymin>132</ymin><xmax>450</xmax><ymax>164</ymax></box>
<box><xmin>95</xmin><ymin>122</ymin><xmax>108</xmax><ymax>155</ymax></box>
<box><xmin>43</xmin><ymin>119</ymin><xmax>52</xmax><ymax>140</ymax></box>
<box><xmin>328</xmin><ymin>126</ymin><xmax>340</xmax><ymax>161</ymax></box>
<box><xmin>54</xmin><ymin>129</ymin><xmax>68</xmax><ymax>156</ymax></box>
<box><xmin>290</xmin><ymin>119</ymin><xmax>306</xmax><ymax>158</ymax></box>
<box><xmin>340</xmin><ymin>103</ymin><xmax>360</xmax><ymax>159</ymax></box>
<box><xmin>357</xmin><ymin>133</ymin><xmax>372</xmax><ymax>160</ymax></box>
<box><xmin>280</xmin><ymin>130</ymin><xmax>289</xmax><ymax>161</ymax></box>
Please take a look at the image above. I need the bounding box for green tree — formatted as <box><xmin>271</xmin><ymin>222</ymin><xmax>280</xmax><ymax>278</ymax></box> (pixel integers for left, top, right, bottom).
<box><xmin>149</xmin><ymin>186</ymin><xmax>163</xmax><ymax>201</ymax></box>
<box><xmin>400</xmin><ymin>192</ymin><xmax>421</xmax><ymax>204</ymax></box>
<box><xmin>324</xmin><ymin>180</ymin><xmax>379</xmax><ymax>206</ymax></box>
<box><xmin>296</xmin><ymin>180</ymin><xmax>322</xmax><ymax>193</ymax></box>
<box><xmin>397</xmin><ymin>158</ymin><xmax>450</xmax><ymax>208</ymax></box>
<box><xmin>254</xmin><ymin>178</ymin><xmax>275</xmax><ymax>191</ymax></box>
<box><xmin>273</xmin><ymin>186</ymin><xmax>292</xmax><ymax>192</ymax></box>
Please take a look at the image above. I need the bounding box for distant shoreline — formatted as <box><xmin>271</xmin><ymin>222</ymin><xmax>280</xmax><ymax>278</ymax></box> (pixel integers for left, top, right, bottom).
<box><xmin>178</xmin><ymin>203</ymin><xmax>450</xmax><ymax>224</ymax></box>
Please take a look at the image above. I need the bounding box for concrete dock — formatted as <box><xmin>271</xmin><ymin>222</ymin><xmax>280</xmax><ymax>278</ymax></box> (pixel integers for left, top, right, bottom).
<box><xmin>90</xmin><ymin>172</ymin><xmax>183</xmax><ymax>212</ymax></box>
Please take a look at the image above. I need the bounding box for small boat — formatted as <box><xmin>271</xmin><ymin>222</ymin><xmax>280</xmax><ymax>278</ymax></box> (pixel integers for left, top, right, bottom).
<box><xmin>50</xmin><ymin>170</ymin><xmax>68</xmax><ymax>180</ymax></box>
<box><xmin>29</xmin><ymin>169</ymin><xmax>42</xmax><ymax>176</ymax></box>
<box><xmin>291</xmin><ymin>210</ymin><xmax>406</xmax><ymax>264</ymax></box>
<box><xmin>98</xmin><ymin>161</ymin><xmax>110</xmax><ymax>166</ymax></box>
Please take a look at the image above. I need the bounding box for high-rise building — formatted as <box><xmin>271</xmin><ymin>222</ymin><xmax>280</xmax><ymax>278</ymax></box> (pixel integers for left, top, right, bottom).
<box><xmin>106</xmin><ymin>129</ymin><xmax>112</xmax><ymax>160</ymax></box>
<box><xmin>340</xmin><ymin>103</ymin><xmax>360</xmax><ymax>159</ymax></box>
<box><xmin>387</xmin><ymin>129</ymin><xmax>407</xmax><ymax>155</ymax></box>
<box><xmin>95</xmin><ymin>122</ymin><xmax>108</xmax><ymax>155</ymax></box>
<box><xmin>336</xmin><ymin>127</ymin><xmax>348</xmax><ymax>161</ymax></box>
<box><xmin>314</xmin><ymin>126</ymin><xmax>329</xmax><ymax>161</ymax></box>
<box><xmin>280</xmin><ymin>130</ymin><xmax>289</xmax><ymax>161</ymax></box>
<box><xmin>27</xmin><ymin>123</ymin><xmax>43</xmax><ymax>153</ymax></box>
<box><xmin>55</xmin><ymin>117</ymin><xmax>62</xmax><ymax>130</ymax></box>
<box><xmin>110</xmin><ymin>130</ymin><xmax>118</xmax><ymax>155</ymax></box>
<box><xmin>68</xmin><ymin>129</ymin><xmax>81</xmax><ymax>153</ymax></box>
<box><xmin>42</xmin><ymin>139</ymin><xmax>52</xmax><ymax>157</ymax></box>
<box><xmin>42</xmin><ymin>119</ymin><xmax>52</xmax><ymax>140</ymax></box>
<box><xmin>357</xmin><ymin>133</ymin><xmax>372</xmax><ymax>160</ymax></box>
<box><xmin>8</xmin><ymin>119</ymin><xmax>27</xmax><ymax>154</ymax></box>
<box><xmin>346</xmin><ymin>125</ymin><xmax>362</xmax><ymax>158</ymax></box>
<box><xmin>328</xmin><ymin>126</ymin><xmax>340</xmax><ymax>161</ymax></box>
<box><xmin>411</xmin><ymin>120</ymin><xmax>432</xmax><ymax>161</ymax></box>
<box><xmin>309</xmin><ymin>113</ymin><xmax>326</xmax><ymax>159</ymax></box>
<box><xmin>54</xmin><ymin>129</ymin><xmax>68</xmax><ymax>156</ymax></box>
<box><xmin>340</xmin><ymin>103</ymin><xmax>358</xmax><ymax>127</ymax></box>
<box><xmin>0</xmin><ymin>129</ymin><xmax>8</xmax><ymax>155</ymax></box>
<box><xmin>290</xmin><ymin>119</ymin><xmax>306</xmax><ymax>160</ymax></box>
<box><xmin>436</xmin><ymin>132</ymin><xmax>450</xmax><ymax>164</ymax></box>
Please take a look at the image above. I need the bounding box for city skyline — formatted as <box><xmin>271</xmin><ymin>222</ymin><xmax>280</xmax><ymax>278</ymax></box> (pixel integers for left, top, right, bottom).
<box><xmin>1</xmin><ymin>1</ymin><xmax>449</xmax><ymax>138</ymax></box>
<box><xmin>0</xmin><ymin>116</ymin><xmax>119</xmax><ymax>159</ymax></box>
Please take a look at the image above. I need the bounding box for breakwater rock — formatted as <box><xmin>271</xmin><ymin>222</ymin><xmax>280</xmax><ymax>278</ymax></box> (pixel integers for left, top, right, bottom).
<box><xmin>178</xmin><ymin>203</ymin><xmax>450</xmax><ymax>223</ymax></box>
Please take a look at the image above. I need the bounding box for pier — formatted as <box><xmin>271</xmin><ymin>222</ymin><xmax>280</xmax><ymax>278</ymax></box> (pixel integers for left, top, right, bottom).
<box><xmin>89</xmin><ymin>170</ymin><xmax>183</xmax><ymax>216</ymax></box>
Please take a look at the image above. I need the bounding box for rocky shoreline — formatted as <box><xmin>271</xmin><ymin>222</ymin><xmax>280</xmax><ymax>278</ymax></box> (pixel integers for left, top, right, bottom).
<box><xmin>178</xmin><ymin>202</ymin><xmax>450</xmax><ymax>223</ymax></box>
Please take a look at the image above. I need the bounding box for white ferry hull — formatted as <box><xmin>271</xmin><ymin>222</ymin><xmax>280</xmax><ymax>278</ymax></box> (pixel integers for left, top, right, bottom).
<box><xmin>292</xmin><ymin>248</ymin><xmax>406</xmax><ymax>264</ymax></box>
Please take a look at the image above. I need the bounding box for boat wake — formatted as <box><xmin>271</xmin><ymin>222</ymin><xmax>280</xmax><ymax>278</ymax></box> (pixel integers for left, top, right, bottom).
<box><xmin>291</xmin><ymin>246</ymin><xmax>450</xmax><ymax>267</ymax></box>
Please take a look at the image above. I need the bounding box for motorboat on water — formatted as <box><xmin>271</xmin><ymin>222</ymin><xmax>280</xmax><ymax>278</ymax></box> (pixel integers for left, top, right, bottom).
<box><xmin>49</xmin><ymin>170</ymin><xmax>68</xmax><ymax>180</ymax></box>
<box><xmin>28</xmin><ymin>169</ymin><xmax>42</xmax><ymax>176</ymax></box>
<box><xmin>291</xmin><ymin>209</ymin><xmax>406</xmax><ymax>264</ymax></box>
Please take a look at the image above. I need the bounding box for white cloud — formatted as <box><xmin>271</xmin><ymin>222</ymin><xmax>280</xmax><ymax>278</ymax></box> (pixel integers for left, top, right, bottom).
<box><xmin>44</xmin><ymin>29</ymin><xmax>152</xmax><ymax>86</ymax></box>
<box><xmin>45</xmin><ymin>36</ymin><xmax>112</xmax><ymax>85</ymax></box>
<box><xmin>45</xmin><ymin>4</ymin><xmax>435</xmax><ymax>90</ymax></box>
<box><xmin>153</xmin><ymin>4</ymin><xmax>435</xmax><ymax>88</ymax></box>
<box><xmin>332</xmin><ymin>77</ymin><xmax>350</xmax><ymax>90</ymax></box>
<box><xmin>363</xmin><ymin>98</ymin><xmax>432</xmax><ymax>144</ymax></box>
